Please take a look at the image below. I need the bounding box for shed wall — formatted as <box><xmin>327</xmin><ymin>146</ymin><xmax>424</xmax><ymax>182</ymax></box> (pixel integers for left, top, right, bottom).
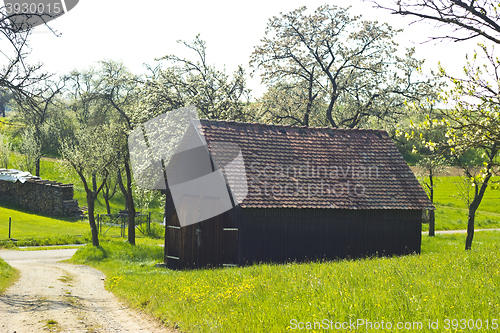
<box><xmin>165</xmin><ymin>207</ymin><xmax>422</xmax><ymax>268</ymax></box>
<box><xmin>237</xmin><ymin>208</ymin><xmax>422</xmax><ymax>264</ymax></box>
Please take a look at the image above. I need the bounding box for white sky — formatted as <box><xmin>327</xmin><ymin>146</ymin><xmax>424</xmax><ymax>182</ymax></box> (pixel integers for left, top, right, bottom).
<box><xmin>23</xmin><ymin>0</ymin><xmax>488</xmax><ymax>100</ymax></box>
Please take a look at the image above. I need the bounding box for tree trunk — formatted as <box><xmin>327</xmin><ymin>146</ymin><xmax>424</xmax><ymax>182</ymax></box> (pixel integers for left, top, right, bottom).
<box><xmin>428</xmin><ymin>170</ymin><xmax>435</xmax><ymax>236</ymax></box>
<box><xmin>35</xmin><ymin>157</ymin><xmax>40</xmax><ymax>177</ymax></box>
<box><xmin>124</xmin><ymin>160</ymin><xmax>136</xmax><ymax>245</ymax></box>
<box><xmin>465</xmin><ymin>174</ymin><xmax>491</xmax><ymax>250</ymax></box>
<box><xmin>102</xmin><ymin>182</ymin><xmax>112</xmax><ymax>215</ymax></box>
<box><xmin>104</xmin><ymin>195</ymin><xmax>111</xmax><ymax>215</ymax></box>
<box><xmin>465</xmin><ymin>205</ymin><xmax>477</xmax><ymax>250</ymax></box>
<box><xmin>428</xmin><ymin>210</ymin><xmax>435</xmax><ymax>237</ymax></box>
<box><xmin>86</xmin><ymin>192</ymin><xmax>99</xmax><ymax>247</ymax></box>
<box><xmin>326</xmin><ymin>97</ymin><xmax>337</xmax><ymax>128</ymax></box>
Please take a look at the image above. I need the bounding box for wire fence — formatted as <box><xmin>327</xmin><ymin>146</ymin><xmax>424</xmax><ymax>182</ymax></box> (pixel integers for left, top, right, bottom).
<box><xmin>97</xmin><ymin>212</ymin><xmax>151</xmax><ymax>238</ymax></box>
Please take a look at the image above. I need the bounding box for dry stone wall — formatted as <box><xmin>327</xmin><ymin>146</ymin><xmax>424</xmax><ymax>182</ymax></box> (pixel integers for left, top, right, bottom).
<box><xmin>0</xmin><ymin>177</ymin><xmax>79</xmax><ymax>217</ymax></box>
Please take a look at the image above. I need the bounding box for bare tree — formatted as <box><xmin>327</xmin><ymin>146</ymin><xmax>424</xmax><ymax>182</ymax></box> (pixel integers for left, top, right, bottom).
<box><xmin>370</xmin><ymin>1</ymin><xmax>500</xmax><ymax>43</ymax></box>
<box><xmin>250</xmin><ymin>5</ymin><xmax>435</xmax><ymax>129</ymax></box>
<box><xmin>0</xmin><ymin>6</ymin><xmax>53</xmax><ymax>99</ymax></box>
<box><xmin>98</xmin><ymin>60</ymin><xmax>141</xmax><ymax>245</ymax></box>
<box><xmin>416</xmin><ymin>156</ymin><xmax>448</xmax><ymax>236</ymax></box>
<box><xmin>144</xmin><ymin>35</ymin><xmax>250</xmax><ymax>121</ymax></box>
<box><xmin>60</xmin><ymin>124</ymin><xmax>120</xmax><ymax>247</ymax></box>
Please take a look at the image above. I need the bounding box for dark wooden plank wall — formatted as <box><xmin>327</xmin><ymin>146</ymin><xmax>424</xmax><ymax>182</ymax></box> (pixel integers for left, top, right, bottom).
<box><xmin>165</xmin><ymin>196</ymin><xmax>238</xmax><ymax>268</ymax></box>
<box><xmin>238</xmin><ymin>209</ymin><xmax>422</xmax><ymax>265</ymax></box>
<box><xmin>166</xmin><ymin>206</ymin><xmax>422</xmax><ymax>268</ymax></box>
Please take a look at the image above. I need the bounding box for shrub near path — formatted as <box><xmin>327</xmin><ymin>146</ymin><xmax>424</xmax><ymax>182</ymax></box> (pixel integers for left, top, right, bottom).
<box><xmin>71</xmin><ymin>232</ymin><xmax>500</xmax><ymax>333</ymax></box>
<box><xmin>0</xmin><ymin>257</ymin><xmax>18</xmax><ymax>294</ymax></box>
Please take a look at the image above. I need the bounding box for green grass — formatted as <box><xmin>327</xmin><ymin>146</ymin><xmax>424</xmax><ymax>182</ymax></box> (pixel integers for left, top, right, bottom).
<box><xmin>422</xmin><ymin>176</ymin><xmax>500</xmax><ymax>231</ymax></box>
<box><xmin>0</xmin><ymin>203</ymin><xmax>159</xmax><ymax>247</ymax></box>
<box><xmin>0</xmin><ymin>257</ymin><xmax>18</xmax><ymax>294</ymax></box>
<box><xmin>0</xmin><ymin>204</ymin><xmax>92</xmax><ymax>246</ymax></box>
<box><xmin>71</xmin><ymin>231</ymin><xmax>500</xmax><ymax>333</ymax></box>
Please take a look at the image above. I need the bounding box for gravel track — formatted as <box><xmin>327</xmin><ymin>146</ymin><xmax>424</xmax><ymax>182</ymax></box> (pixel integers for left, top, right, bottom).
<box><xmin>0</xmin><ymin>249</ymin><xmax>174</xmax><ymax>333</ymax></box>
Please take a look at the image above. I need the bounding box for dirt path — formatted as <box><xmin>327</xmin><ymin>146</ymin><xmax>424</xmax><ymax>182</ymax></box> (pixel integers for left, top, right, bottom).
<box><xmin>423</xmin><ymin>228</ymin><xmax>500</xmax><ymax>234</ymax></box>
<box><xmin>0</xmin><ymin>249</ymin><xmax>174</xmax><ymax>333</ymax></box>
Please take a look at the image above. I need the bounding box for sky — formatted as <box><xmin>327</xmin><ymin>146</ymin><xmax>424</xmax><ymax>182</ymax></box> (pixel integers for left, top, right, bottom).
<box><xmin>19</xmin><ymin>0</ymin><xmax>488</xmax><ymax>100</ymax></box>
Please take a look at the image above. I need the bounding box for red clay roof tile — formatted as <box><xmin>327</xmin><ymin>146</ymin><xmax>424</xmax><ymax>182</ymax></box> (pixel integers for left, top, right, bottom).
<box><xmin>199</xmin><ymin>119</ymin><xmax>434</xmax><ymax>210</ymax></box>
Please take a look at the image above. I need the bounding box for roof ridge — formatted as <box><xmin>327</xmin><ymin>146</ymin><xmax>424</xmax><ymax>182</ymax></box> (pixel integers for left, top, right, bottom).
<box><xmin>199</xmin><ymin>118</ymin><xmax>387</xmax><ymax>134</ymax></box>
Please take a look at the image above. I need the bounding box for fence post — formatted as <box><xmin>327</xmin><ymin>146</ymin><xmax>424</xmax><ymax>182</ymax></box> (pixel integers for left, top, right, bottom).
<box><xmin>8</xmin><ymin>217</ymin><xmax>11</xmax><ymax>239</ymax></box>
<box><xmin>121</xmin><ymin>214</ymin><xmax>125</xmax><ymax>238</ymax></box>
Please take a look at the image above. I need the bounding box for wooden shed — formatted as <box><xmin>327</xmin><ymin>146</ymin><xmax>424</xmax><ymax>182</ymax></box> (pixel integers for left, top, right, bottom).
<box><xmin>162</xmin><ymin>120</ymin><xmax>434</xmax><ymax>268</ymax></box>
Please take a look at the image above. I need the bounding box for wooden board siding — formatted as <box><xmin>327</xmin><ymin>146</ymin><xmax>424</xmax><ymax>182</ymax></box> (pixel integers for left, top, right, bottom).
<box><xmin>237</xmin><ymin>208</ymin><xmax>422</xmax><ymax>265</ymax></box>
<box><xmin>165</xmin><ymin>196</ymin><xmax>238</xmax><ymax>268</ymax></box>
<box><xmin>166</xmin><ymin>206</ymin><xmax>422</xmax><ymax>268</ymax></box>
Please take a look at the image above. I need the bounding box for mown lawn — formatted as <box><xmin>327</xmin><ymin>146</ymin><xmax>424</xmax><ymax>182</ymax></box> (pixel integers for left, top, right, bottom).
<box><xmin>0</xmin><ymin>204</ymin><xmax>91</xmax><ymax>246</ymax></box>
<box><xmin>0</xmin><ymin>203</ymin><xmax>163</xmax><ymax>247</ymax></box>
<box><xmin>71</xmin><ymin>231</ymin><xmax>500</xmax><ymax>333</ymax></box>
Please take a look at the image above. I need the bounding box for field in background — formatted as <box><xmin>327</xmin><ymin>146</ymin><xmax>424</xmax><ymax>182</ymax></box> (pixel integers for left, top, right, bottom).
<box><xmin>423</xmin><ymin>176</ymin><xmax>500</xmax><ymax>231</ymax></box>
<box><xmin>0</xmin><ymin>204</ymin><xmax>91</xmax><ymax>246</ymax></box>
<box><xmin>0</xmin><ymin>204</ymin><xmax>164</xmax><ymax>247</ymax></box>
<box><xmin>70</xmin><ymin>231</ymin><xmax>500</xmax><ymax>333</ymax></box>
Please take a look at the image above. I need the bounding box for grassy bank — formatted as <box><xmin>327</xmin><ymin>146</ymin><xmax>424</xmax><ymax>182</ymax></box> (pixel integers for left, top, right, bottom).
<box><xmin>71</xmin><ymin>231</ymin><xmax>500</xmax><ymax>332</ymax></box>
<box><xmin>0</xmin><ymin>204</ymin><xmax>92</xmax><ymax>247</ymax></box>
<box><xmin>0</xmin><ymin>204</ymin><xmax>164</xmax><ymax>247</ymax></box>
<box><xmin>0</xmin><ymin>258</ymin><xmax>18</xmax><ymax>294</ymax></box>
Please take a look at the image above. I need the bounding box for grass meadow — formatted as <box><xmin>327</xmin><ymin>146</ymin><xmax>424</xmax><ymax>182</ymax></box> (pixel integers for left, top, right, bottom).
<box><xmin>0</xmin><ymin>203</ymin><xmax>91</xmax><ymax>247</ymax></box>
<box><xmin>70</xmin><ymin>231</ymin><xmax>500</xmax><ymax>333</ymax></box>
<box><xmin>423</xmin><ymin>176</ymin><xmax>500</xmax><ymax>231</ymax></box>
<box><xmin>0</xmin><ymin>203</ymin><xmax>164</xmax><ymax>247</ymax></box>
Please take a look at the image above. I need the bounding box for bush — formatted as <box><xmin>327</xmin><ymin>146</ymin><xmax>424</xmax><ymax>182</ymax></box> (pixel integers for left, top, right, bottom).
<box><xmin>72</xmin><ymin>241</ymin><xmax>163</xmax><ymax>264</ymax></box>
<box><xmin>72</xmin><ymin>245</ymin><xmax>108</xmax><ymax>263</ymax></box>
<box><xmin>145</xmin><ymin>222</ymin><xmax>165</xmax><ymax>239</ymax></box>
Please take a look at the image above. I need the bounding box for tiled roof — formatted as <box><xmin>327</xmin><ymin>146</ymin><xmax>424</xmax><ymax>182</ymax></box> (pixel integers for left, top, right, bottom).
<box><xmin>198</xmin><ymin>120</ymin><xmax>434</xmax><ymax>210</ymax></box>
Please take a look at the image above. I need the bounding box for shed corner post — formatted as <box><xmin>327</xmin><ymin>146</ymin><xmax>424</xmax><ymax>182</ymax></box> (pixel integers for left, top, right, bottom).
<box><xmin>163</xmin><ymin>187</ymin><xmax>175</xmax><ymax>265</ymax></box>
